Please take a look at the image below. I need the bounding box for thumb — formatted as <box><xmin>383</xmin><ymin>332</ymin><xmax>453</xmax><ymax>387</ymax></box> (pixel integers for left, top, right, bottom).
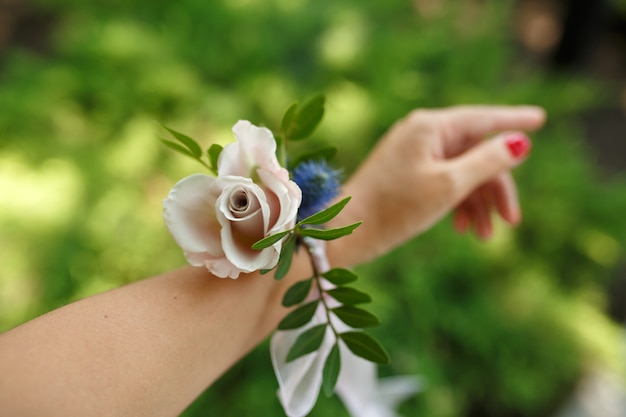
<box><xmin>450</xmin><ymin>132</ymin><xmax>532</xmax><ymax>192</ymax></box>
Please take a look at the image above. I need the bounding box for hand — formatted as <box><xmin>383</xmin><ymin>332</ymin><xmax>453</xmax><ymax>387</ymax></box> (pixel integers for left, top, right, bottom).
<box><xmin>329</xmin><ymin>105</ymin><xmax>546</xmax><ymax>266</ymax></box>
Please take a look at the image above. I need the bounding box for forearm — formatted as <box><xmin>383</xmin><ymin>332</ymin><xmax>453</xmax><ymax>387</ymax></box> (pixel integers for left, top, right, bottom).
<box><xmin>0</xmin><ymin>179</ymin><xmax>382</xmax><ymax>417</ymax></box>
<box><xmin>0</xmin><ymin>256</ymin><xmax>311</xmax><ymax>417</ymax></box>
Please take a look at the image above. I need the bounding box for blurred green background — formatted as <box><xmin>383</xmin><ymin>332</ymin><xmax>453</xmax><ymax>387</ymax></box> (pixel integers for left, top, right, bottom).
<box><xmin>1</xmin><ymin>0</ymin><xmax>626</xmax><ymax>416</ymax></box>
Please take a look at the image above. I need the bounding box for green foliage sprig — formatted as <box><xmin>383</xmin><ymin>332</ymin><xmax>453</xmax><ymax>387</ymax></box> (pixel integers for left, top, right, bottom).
<box><xmin>159</xmin><ymin>123</ymin><xmax>223</xmax><ymax>175</ymax></box>
<box><xmin>253</xmin><ymin>194</ymin><xmax>389</xmax><ymax>395</ymax></box>
<box><xmin>161</xmin><ymin>94</ymin><xmax>389</xmax><ymax>399</ymax></box>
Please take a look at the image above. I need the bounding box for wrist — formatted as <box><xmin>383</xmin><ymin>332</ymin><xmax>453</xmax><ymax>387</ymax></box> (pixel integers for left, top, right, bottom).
<box><xmin>325</xmin><ymin>184</ymin><xmax>384</xmax><ymax>268</ymax></box>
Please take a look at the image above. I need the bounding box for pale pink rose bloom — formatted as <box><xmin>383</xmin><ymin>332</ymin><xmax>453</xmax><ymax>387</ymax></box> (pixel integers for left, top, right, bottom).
<box><xmin>220</xmin><ymin>120</ymin><xmax>301</xmax><ymax>238</ymax></box>
<box><xmin>163</xmin><ymin>121</ymin><xmax>301</xmax><ymax>279</ymax></box>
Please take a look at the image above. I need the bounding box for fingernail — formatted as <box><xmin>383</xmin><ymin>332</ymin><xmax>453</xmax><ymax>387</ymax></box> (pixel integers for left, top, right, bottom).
<box><xmin>505</xmin><ymin>133</ymin><xmax>531</xmax><ymax>158</ymax></box>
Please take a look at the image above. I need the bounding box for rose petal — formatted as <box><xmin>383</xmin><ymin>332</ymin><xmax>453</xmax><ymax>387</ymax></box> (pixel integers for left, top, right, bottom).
<box><xmin>225</xmin><ymin>187</ymin><xmax>261</xmax><ymax>219</ymax></box>
<box><xmin>205</xmin><ymin>257</ymin><xmax>245</xmax><ymax>279</ymax></box>
<box><xmin>216</xmin><ymin>176</ymin><xmax>278</xmax><ymax>273</ymax></box>
<box><xmin>219</xmin><ymin>120</ymin><xmax>280</xmax><ymax>177</ymax></box>
<box><xmin>218</xmin><ymin>181</ymin><xmax>266</xmax><ymax>232</ymax></box>
<box><xmin>162</xmin><ymin>174</ymin><xmax>223</xmax><ymax>265</ymax></box>
<box><xmin>257</xmin><ymin>168</ymin><xmax>301</xmax><ymax>235</ymax></box>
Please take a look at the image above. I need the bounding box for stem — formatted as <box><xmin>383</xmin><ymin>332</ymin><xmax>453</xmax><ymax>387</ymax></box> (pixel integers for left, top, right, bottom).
<box><xmin>303</xmin><ymin>238</ymin><xmax>340</xmax><ymax>341</ymax></box>
<box><xmin>197</xmin><ymin>158</ymin><xmax>212</xmax><ymax>172</ymax></box>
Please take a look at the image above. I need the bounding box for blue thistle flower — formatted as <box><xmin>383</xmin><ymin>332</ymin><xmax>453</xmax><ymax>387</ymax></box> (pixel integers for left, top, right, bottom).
<box><xmin>292</xmin><ymin>160</ymin><xmax>342</xmax><ymax>221</ymax></box>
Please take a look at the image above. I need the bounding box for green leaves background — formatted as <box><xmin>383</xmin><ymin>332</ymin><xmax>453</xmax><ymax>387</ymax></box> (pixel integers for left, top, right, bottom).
<box><xmin>0</xmin><ymin>1</ymin><xmax>624</xmax><ymax>417</ymax></box>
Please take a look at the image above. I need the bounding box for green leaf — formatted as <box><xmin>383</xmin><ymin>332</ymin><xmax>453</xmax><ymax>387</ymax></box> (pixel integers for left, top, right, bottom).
<box><xmin>298</xmin><ymin>197</ymin><xmax>351</xmax><ymax>226</ymax></box>
<box><xmin>327</xmin><ymin>287</ymin><xmax>371</xmax><ymax>305</ymax></box>
<box><xmin>161</xmin><ymin>139</ymin><xmax>196</xmax><ymax>158</ymax></box>
<box><xmin>297</xmin><ymin>222</ymin><xmax>362</xmax><ymax>240</ymax></box>
<box><xmin>332</xmin><ymin>305</ymin><xmax>380</xmax><ymax>328</ymax></box>
<box><xmin>282</xmin><ymin>278</ymin><xmax>314</xmax><ymax>307</ymax></box>
<box><xmin>278</xmin><ymin>300</ymin><xmax>319</xmax><ymax>330</ymax></box>
<box><xmin>160</xmin><ymin>124</ymin><xmax>202</xmax><ymax>158</ymax></box>
<box><xmin>322</xmin><ymin>344</ymin><xmax>341</xmax><ymax>397</ymax></box>
<box><xmin>280</xmin><ymin>102</ymin><xmax>299</xmax><ymax>137</ymax></box>
<box><xmin>286</xmin><ymin>324</ymin><xmax>327</xmax><ymax>362</ymax></box>
<box><xmin>340</xmin><ymin>331</ymin><xmax>390</xmax><ymax>364</ymax></box>
<box><xmin>208</xmin><ymin>144</ymin><xmax>223</xmax><ymax>171</ymax></box>
<box><xmin>322</xmin><ymin>268</ymin><xmax>358</xmax><ymax>285</ymax></box>
<box><xmin>274</xmin><ymin>235</ymin><xmax>296</xmax><ymax>280</ymax></box>
<box><xmin>291</xmin><ymin>146</ymin><xmax>338</xmax><ymax>168</ymax></box>
<box><xmin>289</xmin><ymin>94</ymin><xmax>325</xmax><ymax>140</ymax></box>
<box><xmin>251</xmin><ymin>230</ymin><xmax>291</xmax><ymax>250</ymax></box>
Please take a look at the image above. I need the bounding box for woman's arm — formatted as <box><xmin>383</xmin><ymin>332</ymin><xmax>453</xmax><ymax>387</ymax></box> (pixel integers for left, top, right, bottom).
<box><xmin>0</xmin><ymin>264</ymin><xmax>311</xmax><ymax>417</ymax></box>
<box><xmin>0</xmin><ymin>105</ymin><xmax>546</xmax><ymax>417</ymax></box>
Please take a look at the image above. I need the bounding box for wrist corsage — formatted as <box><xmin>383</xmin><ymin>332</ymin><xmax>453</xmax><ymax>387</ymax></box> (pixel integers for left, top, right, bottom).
<box><xmin>161</xmin><ymin>95</ymin><xmax>420</xmax><ymax>416</ymax></box>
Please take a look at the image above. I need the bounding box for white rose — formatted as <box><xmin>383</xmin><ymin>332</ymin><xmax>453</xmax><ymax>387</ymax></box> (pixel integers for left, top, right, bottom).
<box><xmin>163</xmin><ymin>121</ymin><xmax>302</xmax><ymax>279</ymax></box>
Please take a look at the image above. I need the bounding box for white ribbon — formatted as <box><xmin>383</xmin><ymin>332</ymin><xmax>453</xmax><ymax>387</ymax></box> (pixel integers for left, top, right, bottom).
<box><xmin>270</xmin><ymin>239</ymin><xmax>422</xmax><ymax>417</ymax></box>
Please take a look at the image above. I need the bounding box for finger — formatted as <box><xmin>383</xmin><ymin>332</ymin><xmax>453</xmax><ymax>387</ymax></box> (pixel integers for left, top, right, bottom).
<box><xmin>464</xmin><ymin>190</ymin><xmax>493</xmax><ymax>240</ymax></box>
<box><xmin>453</xmin><ymin>206</ymin><xmax>470</xmax><ymax>233</ymax></box>
<box><xmin>457</xmin><ymin>176</ymin><xmax>520</xmax><ymax>238</ymax></box>
<box><xmin>441</xmin><ymin>105</ymin><xmax>546</xmax><ymax>144</ymax></box>
<box><xmin>475</xmin><ymin>187</ymin><xmax>494</xmax><ymax>239</ymax></box>
<box><xmin>448</xmin><ymin>131</ymin><xmax>532</xmax><ymax>200</ymax></box>
<box><xmin>490</xmin><ymin>173</ymin><xmax>521</xmax><ymax>225</ymax></box>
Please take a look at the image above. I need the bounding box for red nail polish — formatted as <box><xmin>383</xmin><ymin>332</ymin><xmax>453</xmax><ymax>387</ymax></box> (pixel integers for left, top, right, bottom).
<box><xmin>505</xmin><ymin>134</ymin><xmax>531</xmax><ymax>158</ymax></box>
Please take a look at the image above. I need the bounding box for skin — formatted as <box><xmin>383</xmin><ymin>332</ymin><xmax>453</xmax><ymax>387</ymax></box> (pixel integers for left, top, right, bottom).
<box><xmin>327</xmin><ymin>105</ymin><xmax>546</xmax><ymax>266</ymax></box>
<box><xmin>0</xmin><ymin>105</ymin><xmax>546</xmax><ymax>417</ymax></box>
